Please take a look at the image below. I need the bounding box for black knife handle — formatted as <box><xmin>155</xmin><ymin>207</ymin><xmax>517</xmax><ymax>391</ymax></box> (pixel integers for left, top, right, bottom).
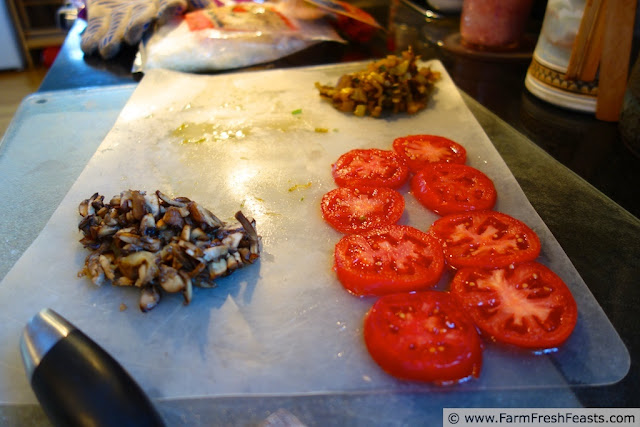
<box><xmin>30</xmin><ymin>328</ymin><xmax>165</xmax><ymax>427</ymax></box>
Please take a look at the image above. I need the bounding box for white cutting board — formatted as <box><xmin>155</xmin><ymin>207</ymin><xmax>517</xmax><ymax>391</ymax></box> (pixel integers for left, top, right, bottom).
<box><xmin>0</xmin><ymin>61</ymin><xmax>628</xmax><ymax>404</ymax></box>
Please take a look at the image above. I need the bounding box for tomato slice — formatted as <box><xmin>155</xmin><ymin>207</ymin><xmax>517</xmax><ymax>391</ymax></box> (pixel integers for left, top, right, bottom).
<box><xmin>364</xmin><ymin>291</ymin><xmax>482</xmax><ymax>384</ymax></box>
<box><xmin>429</xmin><ymin>211</ymin><xmax>541</xmax><ymax>269</ymax></box>
<box><xmin>392</xmin><ymin>134</ymin><xmax>467</xmax><ymax>172</ymax></box>
<box><xmin>332</xmin><ymin>148</ymin><xmax>410</xmax><ymax>189</ymax></box>
<box><xmin>334</xmin><ymin>225</ymin><xmax>445</xmax><ymax>296</ymax></box>
<box><xmin>450</xmin><ymin>262</ymin><xmax>578</xmax><ymax>350</ymax></box>
<box><xmin>321</xmin><ymin>186</ymin><xmax>405</xmax><ymax>234</ymax></box>
<box><xmin>411</xmin><ymin>163</ymin><xmax>497</xmax><ymax>215</ymax></box>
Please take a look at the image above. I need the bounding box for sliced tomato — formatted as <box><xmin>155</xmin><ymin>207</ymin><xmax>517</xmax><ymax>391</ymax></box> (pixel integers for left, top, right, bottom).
<box><xmin>411</xmin><ymin>163</ymin><xmax>497</xmax><ymax>215</ymax></box>
<box><xmin>392</xmin><ymin>134</ymin><xmax>467</xmax><ymax>172</ymax></box>
<box><xmin>450</xmin><ymin>262</ymin><xmax>578</xmax><ymax>350</ymax></box>
<box><xmin>364</xmin><ymin>291</ymin><xmax>482</xmax><ymax>384</ymax></box>
<box><xmin>332</xmin><ymin>148</ymin><xmax>409</xmax><ymax>189</ymax></box>
<box><xmin>334</xmin><ymin>225</ymin><xmax>444</xmax><ymax>296</ymax></box>
<box><xmin>429</xmin><ymin>211</ymin><xmax>541</xmax><ymax>269</ymax></box>
<box><xmin>321</xmin><ymin>186</ymin><xmax>405</xmax><ymax>234</ymax></box>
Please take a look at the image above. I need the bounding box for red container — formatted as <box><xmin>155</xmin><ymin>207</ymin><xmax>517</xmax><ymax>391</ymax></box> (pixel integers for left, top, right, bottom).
<box><xmin>460</xmin><ymin>0</ymin><xmax>533</xmax><ymax>50</ymax></box>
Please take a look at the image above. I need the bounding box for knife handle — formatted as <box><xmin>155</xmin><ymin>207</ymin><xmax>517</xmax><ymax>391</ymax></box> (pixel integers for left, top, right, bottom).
<box><xmin>21</xmin><ymin>310</ymin><xmax>165</xmax><ymax>427</ymax></box>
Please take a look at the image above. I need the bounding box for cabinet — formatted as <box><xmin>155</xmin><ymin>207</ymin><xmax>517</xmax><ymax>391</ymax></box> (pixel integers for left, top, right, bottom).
<box><xmin>6</xmin><ymin>0</ymin><xmax>68</xmax><ymax>68</ymax></box>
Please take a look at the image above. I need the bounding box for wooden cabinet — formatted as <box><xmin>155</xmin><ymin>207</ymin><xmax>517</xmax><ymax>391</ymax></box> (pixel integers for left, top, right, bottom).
<box><xmin>6</xmin><ymin>0</ymin><xmax>68</xmax><ymax>68</ymax></box>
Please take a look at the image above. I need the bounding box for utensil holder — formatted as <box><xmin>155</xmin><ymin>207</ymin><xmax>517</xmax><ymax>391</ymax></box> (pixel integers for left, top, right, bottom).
<box><xmin>525</xmin><ymin>0</ymin><xmax>637</xmax><ymax>120</ymax></box>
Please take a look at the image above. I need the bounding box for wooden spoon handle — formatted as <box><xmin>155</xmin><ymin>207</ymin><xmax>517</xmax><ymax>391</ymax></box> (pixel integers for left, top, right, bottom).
<box><xmin>566</xmin><ymin>0</ymin><xmax>606</xmax><ymax>82</ymax></box>
<box><xmin>596</xmin><ymin>0</ymin><xmax>637</xmax><ymax>121</ymax></box>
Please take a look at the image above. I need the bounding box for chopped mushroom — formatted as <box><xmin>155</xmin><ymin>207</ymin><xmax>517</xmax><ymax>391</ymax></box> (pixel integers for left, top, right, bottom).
<box><xmin>139</xmin><ymin>286</ymin><xmax>161</xmax><ymax>312</ymax></box>
<box><xmin>158</xmin><ymin>264</ymin><xmax>186</xmax><ymax>293</ymax></box>
<box><xmin>315</xmin><ymin>48</ymin><xmax>440</xmax><ymax>118</ymax></box>
<box><xmin>77</xmin><ymin>190</ymin><xmax>262</xmax><ymax>311</ymax></box>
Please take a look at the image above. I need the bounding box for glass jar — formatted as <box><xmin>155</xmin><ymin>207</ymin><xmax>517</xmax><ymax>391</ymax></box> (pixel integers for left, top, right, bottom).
<box><xmin>460</xmin><ymin>0</ymin><xmax>534</xmax><ymax>50</ymax></box>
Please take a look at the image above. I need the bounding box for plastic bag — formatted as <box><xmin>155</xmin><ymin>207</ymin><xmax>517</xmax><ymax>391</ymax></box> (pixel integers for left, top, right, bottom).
<box><xmin>137</xmin><ymin>0</ymin><xmax>345</xmax><ymax>72</ymax></box>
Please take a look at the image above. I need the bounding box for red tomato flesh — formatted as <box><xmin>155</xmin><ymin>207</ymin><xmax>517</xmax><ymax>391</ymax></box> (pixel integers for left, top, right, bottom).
<box><xmin>411</xmin><ymin>163</ymin><xmax>497</xmax><ymax>215</ymax></box>
<box><xmin>429</xmin><ymin>211</ymin><xmax>541</xmax><ymax>269</ymax></box>
<box><xmin>332</xmin><ymin>148</ymin><xmax>409</xmax><ymax>189</ymax></box>
<box><xmin>364</xmin><ymin>291</ymin><xmax>483</xmax><ymax>384</ymax></box>
<box><xmin>321</xmin><ymin>186</ymin><xmax>405</xmax><ymax>234</ymax></box>
<box><xmin>334</xmin><ymin>225</ymin><xmax>445</xmax><ymax>296</ymax></box>
<box><xmin>450</xmin><ymin>262</ymin><xmax>578</xmax><ymax>350</ymax></box>
<box><xmin>392</xmin><ymin>134</ymin><xmax>467</xmax><ymax>172</ymax></box>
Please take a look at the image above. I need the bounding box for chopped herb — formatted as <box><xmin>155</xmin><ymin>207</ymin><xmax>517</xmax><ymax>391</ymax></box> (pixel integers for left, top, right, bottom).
<box><xmin>288</xmin><ymin>182</ymin><xmax>312</xmax><ymax>192</ymax></box>
<box><xmin>181</xmin><ymin>137</ymin><xmax>206</xmax><ymax>144</ymax></box>
<box><xmin>315</xmin><ymin>127</ymin><xmax>329</xmax><ymax>133</ymax></box>
<box><xmin>291</xmin><ymin>108</ymin><xmax>302</xmax><ymax>115</ymax></box>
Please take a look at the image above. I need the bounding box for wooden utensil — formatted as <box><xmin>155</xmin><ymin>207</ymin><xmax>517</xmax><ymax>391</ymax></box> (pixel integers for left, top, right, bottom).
<box><xmin>596</xmin><ymin>0</ymin><xmax>637</xmax><ymax>121</ymax></box>
<box><xmin>565</xmin><ymin>0</ymin><xmax>606</xmax><ymax>82</ymax></box>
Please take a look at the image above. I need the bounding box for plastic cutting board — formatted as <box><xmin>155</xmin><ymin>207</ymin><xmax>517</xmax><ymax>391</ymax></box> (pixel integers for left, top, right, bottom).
<box><xmin>0</xmin><ymin>61</ymin><xmax>629</xmax><ymax>404</ymax></box>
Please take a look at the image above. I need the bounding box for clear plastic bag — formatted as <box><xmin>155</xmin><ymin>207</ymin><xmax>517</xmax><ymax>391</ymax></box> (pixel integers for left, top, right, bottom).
<box><xmin>137</xmin><ymin>0</ymin><xmax>345</xmax><ymax>72</ymax></box>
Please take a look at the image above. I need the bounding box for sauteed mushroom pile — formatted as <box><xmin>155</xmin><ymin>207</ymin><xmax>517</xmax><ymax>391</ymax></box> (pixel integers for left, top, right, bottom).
<box><xmin>77</xmin><ymin>190</ymin><xmax>261</xmax><ymax>311</ymax></box>
<box><xmin>315</xmin><ymin>48</ymin><xmax>441</xmax><ymax>118</ymax></box>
